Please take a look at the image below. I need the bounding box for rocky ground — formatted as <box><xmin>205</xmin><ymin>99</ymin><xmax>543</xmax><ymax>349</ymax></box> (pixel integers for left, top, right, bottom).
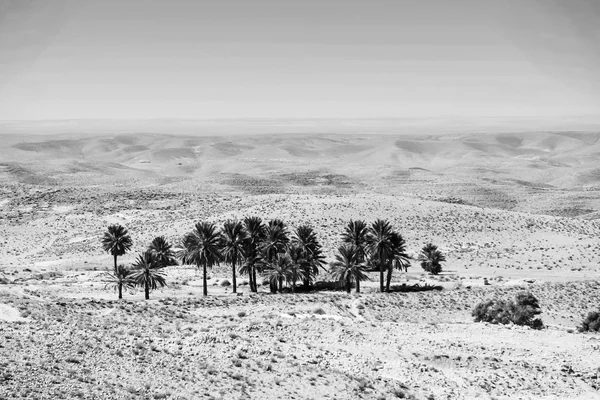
<box><xmin>1</xmin><ymin>277</ymin><xmax>600</xmax><ymax>400</ymax></box>
<box><xmin>1</xmin><ymin>131</ymin><xmax>600</xmax><ymax>399</ymax></box>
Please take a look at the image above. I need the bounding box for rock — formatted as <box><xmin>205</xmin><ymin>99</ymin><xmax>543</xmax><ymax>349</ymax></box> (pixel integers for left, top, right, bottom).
<box><xmin>220</xmin><ymin>279</ymin><xmax>231</xmax><ymax>287</ymax></box>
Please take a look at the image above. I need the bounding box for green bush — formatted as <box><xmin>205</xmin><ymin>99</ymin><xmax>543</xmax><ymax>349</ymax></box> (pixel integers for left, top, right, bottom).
<box><xmin>578</xmin><ymin>311</ymin><xmax>600</xmax><ymax>332</ymax></box>
<box><xmin>472</xmin><ymin>292</ymin><xmax>543</xmax><ymax>329</ymax></box>
<box><xmin>472</xmin><ymin>299</ymin><xmax>514</xmax><ymax>325</ymax></box>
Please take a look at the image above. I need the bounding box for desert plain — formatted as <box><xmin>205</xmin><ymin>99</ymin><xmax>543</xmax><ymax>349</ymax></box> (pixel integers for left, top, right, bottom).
<box><xmin>1</xmin><ymin>123</ymin><xmax>600</xmax><ymax>399</ymax></box>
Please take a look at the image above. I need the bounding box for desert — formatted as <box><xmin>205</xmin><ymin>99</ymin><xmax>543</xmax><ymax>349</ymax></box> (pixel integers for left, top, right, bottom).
<box><xmin>3</xmin><ymin>0</ymin><xmax>600</xmax><ymax>397</ymax></box>
<box><xmin>1</xmin><ymin>127</ymin><xmax>600</xmax><ymax>399</ymax></box>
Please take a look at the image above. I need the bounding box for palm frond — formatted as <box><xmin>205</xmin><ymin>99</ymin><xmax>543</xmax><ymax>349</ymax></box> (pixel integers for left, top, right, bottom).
<box><xmin>130</xmin><ymin>251</ymin><xmax>167</xmax><ymax>292</ymax></box>
<box><xmin>102</xmin><ymin>264</ymin><xmax>136</xmax><ymax>292</ymax></box>
<box><xmin>148</xmin><ymin>236</ymin><xmax>178</xmax><ymax>268</ymax></box>
<box><xmin>101</xmin><ymin>224</ymin><xmax>133</xmax><ymax>256</ymax></box>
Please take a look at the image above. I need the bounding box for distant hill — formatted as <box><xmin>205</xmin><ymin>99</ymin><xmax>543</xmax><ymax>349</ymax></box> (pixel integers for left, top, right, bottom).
<box><xmin>1</xmin><ymin>129</ymin><xmax>599</xmax><ymax>218</ymax></box>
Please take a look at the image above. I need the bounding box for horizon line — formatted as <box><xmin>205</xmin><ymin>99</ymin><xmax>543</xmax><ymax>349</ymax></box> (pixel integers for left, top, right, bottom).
<box><xmin>2</xmin><ymin>115</ymin><xmax>600</xmax><ymax>122</ymax></box>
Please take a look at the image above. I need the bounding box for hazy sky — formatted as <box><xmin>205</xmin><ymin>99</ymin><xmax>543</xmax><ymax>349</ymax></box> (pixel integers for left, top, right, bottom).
<box><xmin>1</xmin><ymin>0</ymin><xmax>599</xmax><ymax>120</ymax></box>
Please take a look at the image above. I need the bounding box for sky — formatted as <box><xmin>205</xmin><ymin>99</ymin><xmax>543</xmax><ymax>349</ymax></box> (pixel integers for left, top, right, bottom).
<box><xmin>0</xmin><ymin>0</ymin><xmax>599</xmax><ymax>120</ymax></box>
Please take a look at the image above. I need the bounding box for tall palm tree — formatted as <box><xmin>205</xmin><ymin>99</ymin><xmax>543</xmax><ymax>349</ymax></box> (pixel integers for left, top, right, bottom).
<box><xmin>287</xmin><ymin>243</ymin><xmax>307</xmax><ymax>293</ymax></box>
<box><xmin>243</xmin><ymin>216</ymin><xmax>267</xmax><ymax>292</ymax></box>
<box><xmin>330</xmin><ymin>244</ymin><xmax>369</xmax><ymax>293</ymax></box>
<box><xmin>341</xmin><ymin>220</ymin><xmax>369</xmax><ymax>262</ymax></box>
<box><xmin>221</xmin><ymin>220</ymin><xmax>247</xmax><ymax>294</ymax></box>
<box><xmin>385</xmin><ymin>232</ymin><xmax>411</xmax><ymax>292</ymax></box>
<box><xmin>239</xmin><ymin>253</ymin><xmax>264</xmax><ymax>292</ymax></box>
<box><xmin>263</xmin><ymin>253</ymin><xmax>294</xmax><ymax>293</ymax></box>
<box><xmin>148</xmin><ymin>236</ymin><xmax>177</xmax><ymax>268</ymax></box>
<box><xmin>292</xmin><ymin>225</ymin><xmax>325</xmax><ymax>290</ymax></box>
<box><xmin>130</xmin><ymin>251</ymin><xmax>167</xmax><ymax>300</ymax></box>
<box><xmin>101</xmin><ymin>224</ymin><xmax>133</xmax><ymax>273</ymax></box>
<box><xmin>263</xmin><ymin>219</ymin><xmax>289</xmax><ymax>260</ymax></box>
<box><xmin>263</xmin><ymin>219</ymin><xmax>290</xmax><ymax>293</ymax></box>
<box><xmin>103</xmin><ymin>264</ymin><xmax>135</xmax><ymax>299</ymax></box>
<box><xmin>178</xmin><ymin>222</ymin><xmax>223</xmax><ymax>296</ymax></box>
<box><xmin>367</xmin><ymin>219</ymin><xmax>395</xmax><ymax>292</ymax></box>
<box><xmin>418</xmin><ymin>243</ymin><xmax>446</xmax><ymax>275</ymax></box>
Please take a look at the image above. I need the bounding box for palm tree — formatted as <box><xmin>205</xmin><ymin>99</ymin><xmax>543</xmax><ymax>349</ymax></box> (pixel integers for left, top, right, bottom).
<box><xmin>148</xmin><ymin>236</ymin><xmax>177</xmax><ymax>268</ymax></box>
<box><xmin>341</xmin><ymin>220</ymin><xmax>369</xmax><ymax>262</ymax></box>
<box><xmin>178</xmin><ymin>222</ymin><xmax>223</xmax><ymax>296</ymax></box>
<box><xmin>130</xmin><ymin>251</ymin><xmax>167</xmax><ymax>300</ymax></box>
<box><xmin>418</xmin><ymin>243</ymin><xmax>446</xmax><ymax>275</ymax></box>
<box><xmin>101</xmin><ymin>224</ymin><xmax>133</xmax><ymax>273</ymax></box>
<box><xmin>367</xmin><ymin>219</ymin><xmax>395</xmax><ymax>292</ymax></box>
<box><xmin>385</xmin><ymin>232</ymin><xmax>411</xmax><ymax>292</ymax></box>
<box><xmin>263</xmin><ymin>219</ymin><xmax>289</xmax><ymax>260</ymax></box>
<box><xmin>287</xmin><ymin>243</ymin><xmax>307</xmax><ymax>293</ymax></box>
<box><xmin>292</xmin><ymin>225</ymin><xmax>325</xmax><ymax>290</ymax></box>
<box><xmin>263</xmin><ymin>253</ymin><xmax>294</xmax><ymax>293</ymax></box>
<box><xmin>263</xmin><ymin>219</ymin><xmax>290</xmax><ymax>293</ymax></box>
<box><xmin>239</xmin><ymin>253</ymin><xmax>264</xmax><ymax>292</ymax></box>
<box><xmin>221</xmin><ymin>220</ymin><xmax>247</xmax><ymax>294</ymax></box>
<box><xmin>243</xmin><ymin>216</ymin><xmax>267</xmax><ymax>292</ymax></box>
<box><xmin>330</xmin><ymin>244</ymin><xmax>369</xmax><ymax>293</ymax></box>
<box><xmin>103</xmin><ymin>264</ymin><xmax>135</xmax><ymax>299</ymax></box>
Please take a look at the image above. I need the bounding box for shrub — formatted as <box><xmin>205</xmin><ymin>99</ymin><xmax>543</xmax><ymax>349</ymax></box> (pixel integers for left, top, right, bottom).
<box><xmin>472</xmin><ymin>292</ymin><xmax>543</xmax><ymax>329</ymax></box>
<box><xmin>578</xmin><ymin>311</ymin><xmax>600</xmax><ymax>332</ymax></box>
<box><xmin>511</xmin><ymin>292</ymin><xmax>542</xmax><ymax>327</ymax></box>
<box><xmin>472</xmin><ymin>299</ymin><xmax>514</xmax><ymax>325</ymax></box>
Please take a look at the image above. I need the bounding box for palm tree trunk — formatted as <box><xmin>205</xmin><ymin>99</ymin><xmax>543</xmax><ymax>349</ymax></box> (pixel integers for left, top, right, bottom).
<box><xmin>247</xmin><ymin>265</ymin><xmax>253</xmax><ymax>292</ymax></box>
<box><xmin>346</xmin><ymin>275</ymin><xmax>351</xmax><ymax>293</ymax></box>
<box><xmin>278</xmin><ymin>276</ymin><xmax>283</xmax><ymax>293</ymax></box>
<box><xmin>386</xmin><ymin>266</ymin><xmax>393</xmax><ymax>292</ymax></box>
<box><xmin>251</xmin><ymin>267</ymin><xmax>257</xmax><ymax>293</ymax></box>
<box><xmin>118</xmin><ymin>282</ymin><xmax>123</xmax><ymax>299</ymax></box>
<box><xmin>203</xmin><ymin>264</ymin><xmax>208</xmax><ymax>296</ymax></box>
<box><xmin>145</xmin><ymin>281</ymin><xmax>149</xmax><ymax>300</ymax></box>
<box><xmin>113</xmin><ymin>254</ymin><xmax>118</xmax><ymax>273</ymax></box>
<box><xmin>356</xmin><ymin>276</ymin><xmax>360</xmax><ymax>293</ymax></box>
<box><xmin>379</xmin><ymin>254</ymin><xmax>385</xmax><ymax>293</ymax></box>
<box><xmin>292</xmin><ymin>275</ymin><xmax>296</xmax><ymax>293</ymax></box>
<box><xmin>232</xmin><ymin>259</ymin><xmax>237</xmax><ymax>294</ymax></box>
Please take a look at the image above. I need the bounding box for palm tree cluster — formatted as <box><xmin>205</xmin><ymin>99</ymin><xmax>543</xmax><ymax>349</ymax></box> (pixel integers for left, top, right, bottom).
<box><xmin>102</xmin><ymin>225</ymin><xmax>174</xmax><ymax>299</ymax></box>
<box><xmin>178</xmin><ymin>217</ymin><xmax>325</xmax><ymax>296</ymax></box>
<box><xmin>333</xmin><ymin>219</ymin><xmax>412</xmax><ymax>293</ymax></box>
<box><xmin>101</xmin><ymin>219</ymin><xmax>446</xmax><ymax>299</ymax></box>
